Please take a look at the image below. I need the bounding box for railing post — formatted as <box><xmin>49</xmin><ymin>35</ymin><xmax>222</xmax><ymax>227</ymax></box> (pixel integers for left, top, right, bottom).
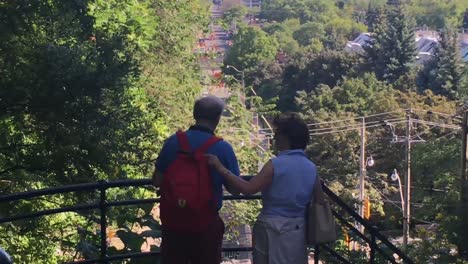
<box><xmin>314</xmin><ymin>245</ymin><xmax>320</xmax><ymax>263</ymax></box>
<box><xmin>99</xmin><ymin>180</ymin><xmax>108</xmax><ymax>264</ymax></box>
<box><xmin>370</xmin><ymin>233</ymin><xmax>376</xmax><ymax>264</ymax></box>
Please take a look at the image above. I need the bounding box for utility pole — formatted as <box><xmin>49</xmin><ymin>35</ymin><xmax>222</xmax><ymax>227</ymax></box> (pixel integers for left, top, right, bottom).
<box><xmin>458</xmin><ymin>109</ymin><xmax>468</xmax><ymax>259</ymax></box>
<box><xmin>241</xmin><ymin>69</ymin><xmax>245</xmax><ymax>90</ymax></box>
<box><xmin>403</xmin><ymin>109</ymin><xmax>412</xmax><ymax>249</ymax></box>
<box><xmin>359</xmin><ymin>117</ymin><xmax>366</xmax><ymax>233</ymax></box>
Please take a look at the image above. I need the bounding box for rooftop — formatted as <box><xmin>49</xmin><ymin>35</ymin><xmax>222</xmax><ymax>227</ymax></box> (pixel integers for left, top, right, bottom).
<box><xmin>345</xmin><ymin>31</ymin><xmax>468</xmax><ymax>62</ymax></box>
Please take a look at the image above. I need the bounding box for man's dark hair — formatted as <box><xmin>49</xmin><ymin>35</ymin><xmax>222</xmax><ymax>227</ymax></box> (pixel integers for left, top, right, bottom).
<box><xmin>193</xmin><ymin>96</ymin><xmax>225</xmax><ymax>122</ymax></box>
<box><xmin>273</xmin><ymin>112</ymin><xmax>310</xmax><ymax>150</ymax></box>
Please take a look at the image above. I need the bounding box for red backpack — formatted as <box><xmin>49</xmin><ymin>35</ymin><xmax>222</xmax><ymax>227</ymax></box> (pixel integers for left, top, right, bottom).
<box><xmin>160</xmin><ymin>131</ymin><xmax>222</xmax><ymax>232</ymax></box>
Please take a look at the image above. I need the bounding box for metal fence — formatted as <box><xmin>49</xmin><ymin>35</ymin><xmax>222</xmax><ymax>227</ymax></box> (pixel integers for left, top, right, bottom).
<box><xmin>0</xmin><ymin>178</ymin><xmax>413</xmax><ymax>263</ymax></box>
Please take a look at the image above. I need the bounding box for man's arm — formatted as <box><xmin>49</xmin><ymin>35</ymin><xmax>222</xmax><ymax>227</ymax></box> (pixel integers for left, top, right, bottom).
<box><xmin>152</xmin><ymin>137</ymin><xmax>174</xmax><ymax>188</ymax></box>
<box><xmin>152</xmin><ymin>169</ymin><xmax>164</xmax><ymax>187</ymax></box>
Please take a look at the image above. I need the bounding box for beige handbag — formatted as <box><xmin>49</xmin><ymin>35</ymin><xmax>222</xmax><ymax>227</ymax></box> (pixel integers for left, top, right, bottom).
<box><xmin>306</xmin><ymin>176</ymin><xmax>338</xmax><ymax>245</ymax></box>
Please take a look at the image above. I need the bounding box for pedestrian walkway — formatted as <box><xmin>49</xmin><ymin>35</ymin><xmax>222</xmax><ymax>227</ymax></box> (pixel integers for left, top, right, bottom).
<box><xmin>198</xmin><ymin>4</ymin><xmax>232</xmax><ymax>98</ymax></box>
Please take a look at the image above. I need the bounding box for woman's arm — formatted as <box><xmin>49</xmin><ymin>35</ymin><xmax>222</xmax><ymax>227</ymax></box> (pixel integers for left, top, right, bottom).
<box><xmin>206</xmin><ymin>155</ymin><xmax>273</xmax><ymax>195</ymax></box>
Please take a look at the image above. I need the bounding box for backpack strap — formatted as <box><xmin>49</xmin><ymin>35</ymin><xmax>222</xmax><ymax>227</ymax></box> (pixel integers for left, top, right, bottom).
<box><xmin>176</xmin><ymin>131</ymin><xmax>191</xmax><ymax>152</ymax></box>
<box><xmin>195</xmin><ymin>136</ymin><xmax>222</xmax><ymax>156</ymax></box>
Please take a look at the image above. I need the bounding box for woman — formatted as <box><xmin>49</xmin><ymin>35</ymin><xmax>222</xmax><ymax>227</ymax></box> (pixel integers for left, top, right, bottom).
<box><xmin>206</xmin><ymin>112</ymin><xmax>317</xmax><ymax>264</ymax></box>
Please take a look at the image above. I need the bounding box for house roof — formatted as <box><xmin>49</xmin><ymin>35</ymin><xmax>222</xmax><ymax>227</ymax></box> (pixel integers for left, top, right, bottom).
<box><xmin>346</xmin><ymin>31</ymin><xmax>468</xmax><ymax>62</ymax></box>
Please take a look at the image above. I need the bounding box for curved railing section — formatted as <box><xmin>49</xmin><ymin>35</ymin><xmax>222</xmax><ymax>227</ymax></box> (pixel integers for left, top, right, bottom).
<box><xmin>0</xmin><ymin>178</ymin><xmax>413</xmax><ymax>264</ymax></box>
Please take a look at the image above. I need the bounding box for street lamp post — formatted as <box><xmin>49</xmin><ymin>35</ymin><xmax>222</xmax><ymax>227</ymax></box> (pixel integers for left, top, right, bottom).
<box><xmin>382</xmin><ymin>110</ymin><xmax>421</xmax><ymax>250</ymax></box>
<box><xmin>391</xmin><ymin>169</ymin><xmax>406</xmax><ymax>246</ymax></box>
<box><xmin>391</xmin><ymin>169</ymin><xmax>405</xmax><ymax>212</ymax></box>
<box><xmin>225</xmin><ymin>64</ymin><xmax>273</xmax><ymax>131</ymax></box>
<box><xmin>226</xmin><ymin>65</ymin><xmax>244</xmax><ymax>89</ymax></box>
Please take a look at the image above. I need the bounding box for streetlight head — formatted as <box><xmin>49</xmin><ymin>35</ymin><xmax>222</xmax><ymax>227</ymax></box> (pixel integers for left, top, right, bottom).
<box><xmin>226</xmin><ymin>65</ymin><xmax>231</xmax><ymax>68</ymax></box>
<box><xmin>391</xmin><ymin>169</ymin><xmax>399</xmax><ymax>181</ymax></box>
<box><xmin>367</xmin><ymin>156</ymin><xmax>375</xmax><ymax>167</ymax></box>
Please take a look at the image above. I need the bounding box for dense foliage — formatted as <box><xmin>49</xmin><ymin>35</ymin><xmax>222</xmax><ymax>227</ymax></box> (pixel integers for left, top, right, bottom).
<box><xmin>364</xmin><ymin>4</ymin><xmax>416</xmax><ymax>85</ymax></box>
<box><xmin>2</xmin><ymin>0</ymin><xmax>468</xmax><ymax>262</ymax></box>
<box><xmin>0</xmin><ymin>0</ymin><xmax>210</xmax><ymax>262</ymax></box>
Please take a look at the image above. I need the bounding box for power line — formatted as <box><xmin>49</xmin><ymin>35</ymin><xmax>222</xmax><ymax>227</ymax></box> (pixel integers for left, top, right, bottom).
<box><xmin>259</xmin><ymin>121</ymin><xmax>458</xmax><ymax>137</ymax></box>
<box><xmin>310</xmin><ymin>121</ymin><xmax>408</xmax><ymax>135</ymax></box>
<box><xmin>304</xmin><ymin>108</ymin><xmax>457</xmax><ymax>128</ymax></box>
<box><xmin>411</xmin><ymin>217</ymin><xmax>437</xmax><ymax>225</ymax></box>
<box><xmin>411</xmin><ymin>108</ymin><xmax>461</xmax><ymax>119</ymax></box>
<box><xmin>366</xmin><ymin>177</ymin><xmax>449</xmax><ymax>194</ymax></box>
<box><xmin>366</xmin><ymin>181</ymin><xmax>403</xmax><ymax>212</ymax></box>
<box><xmin>366</xmin><ymin>180</ymin><xmax>453</xmax><ymax>212</ymax></box>
<box><xmin>259</xmin><ymin>111</ymin><xmax>459</xmax><ymax>135</ymax></box>
<box><xmin>307</xmin><ymin>118</ymin><xmax>405</xmax><ymax>133</ymax></box>
<box><xmin>412</xmin><ymin>120</ymin><xmax>461</xmax><ymax>130</ymax></box>
<box><xmin>371</xmin><ymin>198</ymin><xmax>454</xmax><ymax>208</ymax></box>
<box><xmin>388</xmin><ymin>183</ymin><xmax>448</xmax><ymax>193</ymax></box>
<box><xmin>430</xmin><ymin>130</ymin><xmax>460</xmax><ymax>141</ymax></box>
<box><xmin>305</xmin><ymin>110</ymin><xmax>404</xmax><ymax>127</ymax></box>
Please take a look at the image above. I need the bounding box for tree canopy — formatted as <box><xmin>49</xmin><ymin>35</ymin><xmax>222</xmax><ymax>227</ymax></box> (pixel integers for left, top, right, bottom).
<box><xmin>0</xmin><ymin>0</ymin><xmax>210</xmax><ymax>261</ymax></box>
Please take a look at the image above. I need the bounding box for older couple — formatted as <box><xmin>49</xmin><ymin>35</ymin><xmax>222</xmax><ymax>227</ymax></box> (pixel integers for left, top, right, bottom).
<box><xmin>153</xmin><ymin>96</ymin><xmax>316</xmax><ymax>264</ymax></box>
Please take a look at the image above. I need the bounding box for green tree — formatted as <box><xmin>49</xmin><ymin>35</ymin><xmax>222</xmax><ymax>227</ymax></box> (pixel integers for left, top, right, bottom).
<box><xmin>278</xmin><ymin>50</ymin><xmax>362</xmax><ymax>111</ymax></box>
<box><xmin>223</xmin><ymin>25</ymin><xmax>278</xmax><ymax>77</ymax></box>
<box><xmin>407</xmin><ymin>0</ymin><xmax>468</xmax><ymax>29</ymax></box>
<box><xmin>365</xmin><ymin>4</ymin><xmax>416</xmax><ymax>85</ymax></box>
<box><xmin>292</xmin><ymin>22</ymin><xmax>325</xmax><ymax>47</ymax></box>
<box><xmin>222</xmin><ymin>4</ymin><xmax>248</xmax><ymax>29</ymax></box>
<box><xmin>433</xmin><ymin>28</ymin><xmax>463</xmax><ymax>99</ymax></box>
<box><xmin>250</xmin><ymin>60</ymin><xmax>285</xmax><ymax>101</ymax></box>
<box><xmin>263</xmin><ymin>19</ymin><xmax>302</xmax><ymax>55</ymax></box>
<box><xmin>322</xmin><ymin>16</ymin><xmax>367</xmax><ymax>50</ymax></box>
<box><xmin>366</xmin><ymin>4</ymin><xmax>384</xmax><ymax>32</ymax></box>
<box><xmin>260</xmin><ymin>0</ymin><xmax>338</xmax><ymax>24</ymax></box>
<box><xmin>459</xmin><ymin>63</ymin><xmax>468</xmax><ymax>99</ymax></box>
<box><xmin>0</xmin><ymin>0</ymin><xmax>209</xmax><ymax>261</ymax></box>
<box><xmin>295</xmin><ymin>74</ymin><xmax>457</xmax><ymax>236</ymax></box>
<box><xmin>463</xmin><ymin>9</ymin><xmax>468</xmax><ymax>30</ymax></box>
<box><xmin>409</xmin><ymin>138</ymin><xmax>463</xmax><ymax>262</ymax></box>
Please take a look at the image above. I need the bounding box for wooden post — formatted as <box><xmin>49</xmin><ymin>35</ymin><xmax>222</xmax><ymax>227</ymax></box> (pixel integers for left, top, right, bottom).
<box><xmin>359</xmin><ymin>117</ymin><xmax>366</xmax><ymax>233</ymax></box>
<box><xmin>403</xmin><ymin>110</ymin><xmax>412</xmax><ymax>249</ymax></box>
<box><xmin>458</xmin><ymin>111</ymin><xmax>468</xmax><ymax>259</ymax></box>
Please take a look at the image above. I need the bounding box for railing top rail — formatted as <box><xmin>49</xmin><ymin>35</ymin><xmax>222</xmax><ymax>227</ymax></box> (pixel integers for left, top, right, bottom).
<box><xmin>0</xmin><ymin>177</ymin><xmax>413</xmax><ymax>263</ymax></box>
<box><xmin>0</xmin><ymin>177</ymin><xmax>259</xmax><ymax>203</ymax></box>
<box><xmin>0</xmin><ymin>195</ymin><xmax>263</xmax><ymax>224</ymax></box>
<box><xmin>0</xmin><ymin>182</ymin><xmax>101</xmax><ymax>203</ymax></box>
<box><xmin>0</xmin><ymin>179</ymin><xmax>155</xmax><ymax>203</ymax></box>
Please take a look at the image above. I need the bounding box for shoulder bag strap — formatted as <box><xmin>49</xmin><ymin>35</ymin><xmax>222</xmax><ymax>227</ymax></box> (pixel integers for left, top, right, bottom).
<box><xmin>313</xmin><ymin>174</ymin><xmax>326</xmax><ymax>204</ymax></box>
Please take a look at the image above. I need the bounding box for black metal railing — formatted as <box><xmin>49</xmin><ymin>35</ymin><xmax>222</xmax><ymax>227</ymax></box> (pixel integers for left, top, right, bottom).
<box><xmin>0</xmin><ymin>178</ymin><xmax>413</xmax><ymax>263</ymax></box>
<box><xmin>322</xmin><ymin>185</ymin><xmax>413</xmax><ymax>264</ymax></box>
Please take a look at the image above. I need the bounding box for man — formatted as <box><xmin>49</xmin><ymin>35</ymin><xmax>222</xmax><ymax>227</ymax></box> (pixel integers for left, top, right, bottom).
<box><xmin>153</xmin><ymin>95</ymin><xmax>240</xmax><ymax>264</ymax></box>
<box><xmin>0</xmin><ymin>247</ymin><xmax>12</xmax><ymax>264</ymax></box>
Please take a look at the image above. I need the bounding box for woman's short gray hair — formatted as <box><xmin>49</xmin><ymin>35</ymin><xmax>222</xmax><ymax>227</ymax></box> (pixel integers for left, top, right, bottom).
<box><xmin>193</xmin><ymin>95</ymin><xmax>225</xmax><ymax>122</ymax></box>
